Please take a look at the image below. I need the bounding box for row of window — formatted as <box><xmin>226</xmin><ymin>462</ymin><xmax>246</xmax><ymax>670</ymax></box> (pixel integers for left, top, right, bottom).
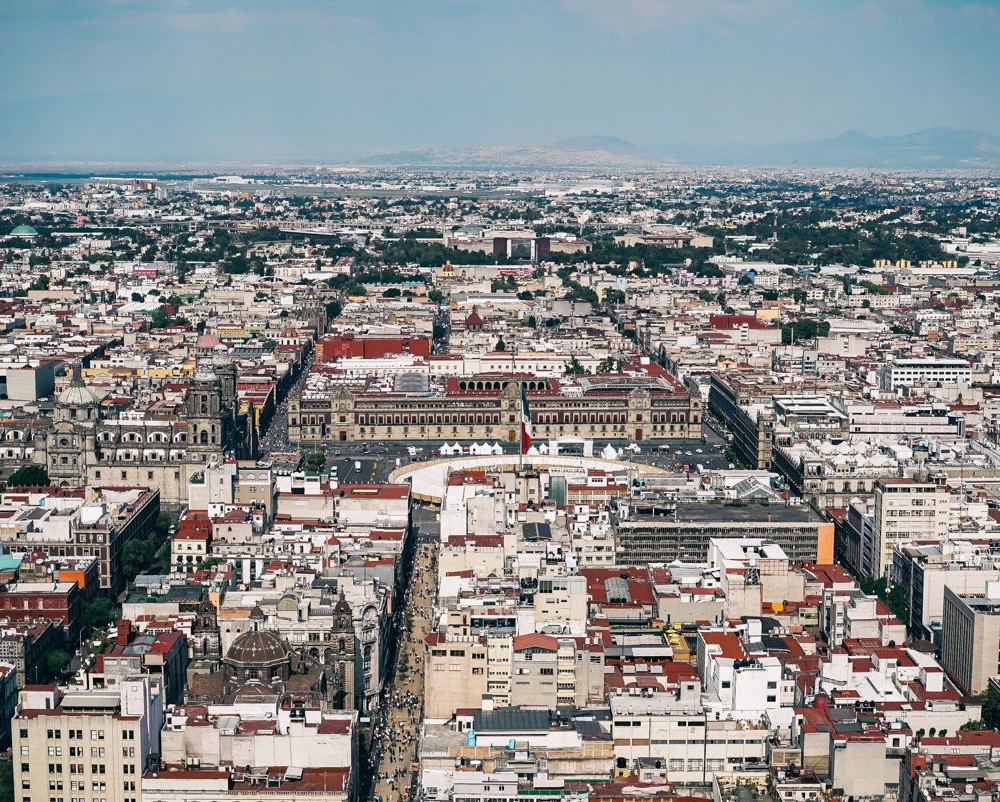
<box><xmin>38</xmin><ymin>728</ymin><xmax>133</xmax><ymax>740</ymax></box>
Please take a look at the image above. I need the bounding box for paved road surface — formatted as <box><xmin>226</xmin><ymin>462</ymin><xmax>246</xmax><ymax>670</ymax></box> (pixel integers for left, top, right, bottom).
<box><xmin>368</xmin><ymin>540</ymin><xmax>438</xmax><ymax>802</ymax></box>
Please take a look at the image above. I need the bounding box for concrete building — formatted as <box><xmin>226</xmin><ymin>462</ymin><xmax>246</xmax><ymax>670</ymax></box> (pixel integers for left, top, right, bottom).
<box><xmin>608</xmin><ymin>682</ymin><xmax>770</xmax><ymax>784</ymax></box>
<box><xmin>880</xmin><ymin>358</ymin><xmax>972</xmax><ymax>392</ymax></box>
<box><xmin>872</xmin><ymin>478</ymin><xmax>952</xmax><ymax>579</ymax></box>
<box><xmin>613</xmin><ymin>497</ymin><xmax>834</xmax><ymax>565</ymax></box>
<box><xmin>893</xmin><ymin>540</ymin><xmax>1000</xmax><ymax>642</ymax></box>
<box><xmin>424</xmin><ymin>632</ymin><xmax>491</xmax><ymax>719</ymax></box>
<box><xmin>0</xmin><ymin>620</ymin><xmax>63</xmax><ymax>688</ymax></box>
<box><xmin>0</xmin><ymin>662</ymin><xmax>16</xmax><ymax>747</ymax></box>
<box><xmin>940</xmin><ymin>582</ymin><xmax>1000</xmax><ymax>694</ymax></box>
<box><xmin>13</xmin><ymin>676</ymin><xmax>164</xmax><ymax>802</ymax></box>
<box><xmin>0</xmin><ymin>485</ymin><xmax>160</xmax><ymax>593</ymax></box>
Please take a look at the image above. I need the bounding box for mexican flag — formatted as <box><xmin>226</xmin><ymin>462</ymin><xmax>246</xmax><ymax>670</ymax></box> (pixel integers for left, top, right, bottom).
<box><xmin>520</xmin><ymin>382</ymin><xmax>532</xmax><ymax>455</ymax></box>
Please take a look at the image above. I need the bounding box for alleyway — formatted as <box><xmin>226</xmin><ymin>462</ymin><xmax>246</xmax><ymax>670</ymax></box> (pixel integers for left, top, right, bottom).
<box><xmin>368</xmin><ymin>539</ymin><xmax>438</xmax><ymax>802</ymax></box>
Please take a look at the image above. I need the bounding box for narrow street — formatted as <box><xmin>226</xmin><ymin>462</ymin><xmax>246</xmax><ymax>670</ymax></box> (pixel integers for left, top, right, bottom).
<box><xmin>368</xmin><ymin>540</ymin><xmax>438</xmax><ymax>802</ymax></box>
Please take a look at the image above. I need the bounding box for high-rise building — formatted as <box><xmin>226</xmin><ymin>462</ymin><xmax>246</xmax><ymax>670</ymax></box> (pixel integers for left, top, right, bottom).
<box><xmin>940</xmin><ymin>582</ymin><xmax>1000</xmax><ymax>695</ymax></box>
<box><xmin>871</xmin><ymin>478</ymin><xmax>951</xmax><ymax>579</ymax></box>
<box><xmin>12</xmin><ymin>676</ymin><xmax>163</xmax><ymax>802</ymax></box>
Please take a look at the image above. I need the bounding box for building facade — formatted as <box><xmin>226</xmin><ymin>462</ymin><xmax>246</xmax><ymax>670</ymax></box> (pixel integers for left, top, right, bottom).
<box><xmin>12</xmin><ymin>677</ymin><xmax>163</xmax><ymax>802</ymax></box>
<box><xmin>3</xmin><ymin>357</ymin><xmax>252</xmax><ymax>505</ymax></box>
<box><xmin>289</xmin><ymin>375</ymin><xmax>702</xmax><ymax>445</ymax></box>
<box><xmin>940</xmin><ymin>583</ymin><xmax>1000</xmax><ymax>695</ymax></box>
<box><xmin>873</xmin><ymin>478</ymin><xmax>951</xmax><ymax>580</ymax></box>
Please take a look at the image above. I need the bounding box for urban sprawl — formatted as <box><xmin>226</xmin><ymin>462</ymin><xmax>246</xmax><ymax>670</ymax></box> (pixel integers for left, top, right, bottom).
<box><xmin>2</xmin><ymin>168</ymin><xmax>1000</xmax><ymax>802</ymax></box>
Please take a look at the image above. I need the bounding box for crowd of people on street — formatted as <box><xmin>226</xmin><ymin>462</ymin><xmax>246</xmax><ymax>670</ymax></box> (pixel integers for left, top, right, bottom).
<box><xmin>368</xmin><ymin>542</ymin><xmax>438</xmax><ymax>802</ymax></box>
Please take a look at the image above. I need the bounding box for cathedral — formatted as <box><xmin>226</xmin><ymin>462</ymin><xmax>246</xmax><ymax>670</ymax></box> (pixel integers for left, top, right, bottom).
<box><xmin>186</xmin><ymin>592</ymin><xmax>358</xmax><ymax>712</ymax></box>
<box><xmin>21</xmin><ymin>346</ymin><xmax>254</xmax><ymax>503</ymax></box>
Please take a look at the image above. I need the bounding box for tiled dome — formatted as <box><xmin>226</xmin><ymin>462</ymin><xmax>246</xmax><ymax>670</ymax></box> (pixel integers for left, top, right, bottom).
<box><xmin>226</xmin><ymin>630</ymin><xmax>288</xmax><ymax>667</ymax></box>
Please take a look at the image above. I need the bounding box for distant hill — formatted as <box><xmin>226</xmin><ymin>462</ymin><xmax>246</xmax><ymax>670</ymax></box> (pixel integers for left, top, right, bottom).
<box><xmin>359</xmin><ymin>136</ymin><xmax>662</xmax><ymax>168</ymax></box>
<box><xmin>654</xmin><ymin>127</ymin><xmax>1000</xmax><ymax>168</ymax></box>
<box><xmin>361</xmin><ymin>128</ymin><xmax>1000</xmax><ymax>170</ymax></box>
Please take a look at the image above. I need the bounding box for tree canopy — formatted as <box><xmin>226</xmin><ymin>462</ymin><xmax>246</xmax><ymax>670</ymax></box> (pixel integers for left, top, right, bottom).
<box><xmin>6</xmin><ymin>465</ymin><xmax>49</xmax><ymax>486</ymax></box>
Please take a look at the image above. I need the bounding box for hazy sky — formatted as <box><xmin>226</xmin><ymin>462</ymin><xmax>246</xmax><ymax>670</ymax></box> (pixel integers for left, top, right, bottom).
<box><xmin>1</xmin><ymin>0</ymin><xmax>999</xmax><ymax>162</ymax></box>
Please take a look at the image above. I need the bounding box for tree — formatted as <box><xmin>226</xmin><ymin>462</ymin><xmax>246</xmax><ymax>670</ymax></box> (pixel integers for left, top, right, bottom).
<box><xmin>130</xmin><ymin>292</ymin><xmax>144</xmax><ymax>302</ymax></box>
<box><xmin>979</xmin><ymin>684</ymin><xmax>1000</xmax><ymax>729</ymax></box>
<box><xmin>565</xmin><ymin>356</ymin><xmax>588</xmax><ymax>375</ymax></box>
<box><xmin>781</xmin><ymin>318</ymin><xmax>831</xmax><ymax>344</ymax></box>
<box><xmin>6</xmin><ymin>465</ymin><xmax>49</xmax><ymax>486</ymax></box>
<box><xmin>427</xmin><ymin>288</ymin><xmax>445</xmax><ymax>304</ymax></box>
<box><xmin>150</xmin><ymin>306</ymin><xmax>170</xmax><ymax>329</ymax></box>
<box><xmin>46</xmin><ymin>649</ymin><xmax>71</xmax><ymax>677</ymax></box>
<box><xmin>0</xmin><ymin>759</ymin><xmax>13</xmax><ymax>802</ymax></box>
<box><xmin>495</xmin><ymin>338</ymin><xmax>506</xmax><ymax>351</ymax></box>
<box><xmin>79</xmin><ymin>597</ymin><xmax>114</xmax><ymax>633</ymax></box>
<box><xmin>526</xmin><ymin>315</ymin><xmax>537</xmax><ymax>328</ymax></box>
<box><xmin>517</xmin><ymin>290</ymin><xmax>534</xmax><ymax>301</ymax></box>
<box><xmin>153</xmin><ymin>512</ymin><xmax>173</xmax><ymax>539</ymax></box>
<box><xmin>602</xmin><ymin>288</ymin><xmax>626</xmax><ymax>306</ymax></box>
<box><xmin>382</xmin><ymin>287</ymin><xmax>401</xmax><ymax>298</ymax></box>
<box><xmin>122</xmin><ymin>539</ymin><xmax>158</xmax><ymax>581</ymax></box>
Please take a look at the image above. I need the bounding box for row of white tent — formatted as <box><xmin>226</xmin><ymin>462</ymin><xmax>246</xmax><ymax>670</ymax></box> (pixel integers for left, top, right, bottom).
<box><xmin>436</xmin><ymin>442</ymin><xmax>639</xmax><ymax>459</ymax></box>
<box><xmin>437</xmin><ymin>442</ymin><xmax>505</xmax><ymax>456</ymax></box>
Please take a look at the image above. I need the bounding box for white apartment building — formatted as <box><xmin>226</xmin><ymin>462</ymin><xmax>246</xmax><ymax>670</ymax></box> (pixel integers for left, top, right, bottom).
<box><xmin>609</xmin><ymin>683</ymin><xmax>769</xmax><ymax>783</ymax></box>
<box><xmin>13</xmin><ymin>677</ymin><xmax>163</xmax><ymax>802</ymax></box>
<box><xmin>880</xmin><ymin>358</ymin><xmax>972</xmax><ymax>392</ymax></box>
<box><xmin>873</xmin><ymin>478</ymin><xmax>951</xmax><ymax>579</ymax></box>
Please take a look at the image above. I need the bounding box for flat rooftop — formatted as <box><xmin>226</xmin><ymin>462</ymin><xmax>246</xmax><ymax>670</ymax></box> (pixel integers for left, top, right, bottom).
<box><xmin>628</xmin><ymin>502</ymin><xmax>822</xmax><ymax>525</ymax></box>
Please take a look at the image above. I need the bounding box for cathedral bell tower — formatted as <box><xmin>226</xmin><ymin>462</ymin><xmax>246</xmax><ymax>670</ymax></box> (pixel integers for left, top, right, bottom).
<box><xmin>327</xmin><ymin>591</ymin><xmax>356</xmax><ymax>711</ymax></box>
<box><xmin>187</xmin><ymin>362</ymin><xmax>225</xmax><ymax>456</ymax></box>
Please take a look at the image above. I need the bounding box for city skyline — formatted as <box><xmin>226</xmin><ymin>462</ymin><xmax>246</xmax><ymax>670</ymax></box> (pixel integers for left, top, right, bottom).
<box><xmin>2</xmin><ymin>0</ymin><xmax>1000</xmax><ymax>163</ymax></box>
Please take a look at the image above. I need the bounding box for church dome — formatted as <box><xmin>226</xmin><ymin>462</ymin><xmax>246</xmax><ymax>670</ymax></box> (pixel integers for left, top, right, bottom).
<box><xmin>58</xmin><ymin>383</ymin><xmax>100</xmax><ymax>407</ymax></box>
<box><xmin>226</xmin><ymin>630</ymin><xmax>288</xmax><ymax>667</ymax></box>
<box><xmin>10</xmin><ymin>224</ymin><xmax>38</xmax><ymax>237</ymax></box>
<box><xmin>57</xmin><ymin>363</ymin><xmax>103</xmax><ymax>407</ymax></box>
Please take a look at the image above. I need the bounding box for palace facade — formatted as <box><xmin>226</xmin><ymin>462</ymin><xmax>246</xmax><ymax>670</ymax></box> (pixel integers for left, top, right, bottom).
<box><xmin>288</xmin><ymin>371</ymin><xmax>702</xmax><ymax>444</ymax></box>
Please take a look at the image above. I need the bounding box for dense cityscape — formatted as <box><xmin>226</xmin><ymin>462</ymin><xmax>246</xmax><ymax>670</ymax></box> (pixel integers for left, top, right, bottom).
<box><xmin>0</xmin><ymin>166</ymin><xmax>998</xmax><ymax>802</ymax></box>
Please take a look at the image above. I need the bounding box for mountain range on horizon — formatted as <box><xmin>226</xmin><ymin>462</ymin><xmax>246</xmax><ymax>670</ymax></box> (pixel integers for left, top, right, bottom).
<box><xmin>360</xmin><ymin>128</ymin><xmax>1000</xmax><ymax>170</ymax></box>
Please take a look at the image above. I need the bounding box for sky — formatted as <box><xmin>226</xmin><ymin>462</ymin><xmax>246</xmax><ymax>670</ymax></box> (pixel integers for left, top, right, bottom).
<box><xmin>1</xmin><ymin>0</ymin><xmax>999</xmax><ymax>163</ymax></box>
